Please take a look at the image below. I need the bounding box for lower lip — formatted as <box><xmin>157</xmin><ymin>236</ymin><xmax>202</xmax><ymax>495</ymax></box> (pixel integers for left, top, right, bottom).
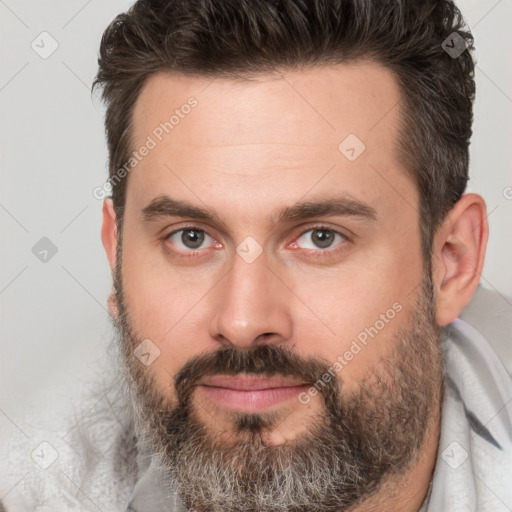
<box><xmin>197</xmin><ymin>384</ymin><xmax>311</xmax><ymax>412</ymax></box>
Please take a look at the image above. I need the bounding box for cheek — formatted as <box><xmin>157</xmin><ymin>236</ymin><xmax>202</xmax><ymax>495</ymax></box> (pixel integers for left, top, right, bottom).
<box><xmin>121</xmin><ymin>223</ymin><xmax>200</xmax><ymax>333</ymax></box>
<box><xmin>288</xmin><ymin>250</ymin><xmax>421</xmax><ymax>385</ymax></box>
<box><xmin>120</xmin><ymin>233</ymin><xmax>222</xmax><ymax>383</ymax></box>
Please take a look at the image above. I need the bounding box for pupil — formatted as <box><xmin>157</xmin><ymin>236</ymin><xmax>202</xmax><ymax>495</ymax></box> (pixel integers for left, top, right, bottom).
<box><xmin>312</xmin><ymin>229</ymin><xmax>333</xmax><ymax>248</ymax></box>
<box><xmin>182</xmin><ymin>229</ymin><xmax>205</xmax><ymax>249</ymax></box>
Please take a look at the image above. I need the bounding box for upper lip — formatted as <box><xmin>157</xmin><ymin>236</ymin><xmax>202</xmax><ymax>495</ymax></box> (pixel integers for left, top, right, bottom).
<box><xmin>199</xmin><ymin>375</ymin><xmax>309</xmax><ymax>390</ymax></box>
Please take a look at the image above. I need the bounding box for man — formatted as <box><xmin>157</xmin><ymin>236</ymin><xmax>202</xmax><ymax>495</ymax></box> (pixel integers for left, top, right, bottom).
<box><xmin>2</xmin><ymin>0</ymin><xmax>511</xmax><ymax>511</ymax></box>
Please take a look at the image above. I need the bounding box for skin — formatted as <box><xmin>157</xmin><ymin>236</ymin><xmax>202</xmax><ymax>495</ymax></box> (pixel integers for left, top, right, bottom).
<box><xmin>101</xmin><ymin>62</ymin><xmax>488</xmax><ymax>511</ymax></box>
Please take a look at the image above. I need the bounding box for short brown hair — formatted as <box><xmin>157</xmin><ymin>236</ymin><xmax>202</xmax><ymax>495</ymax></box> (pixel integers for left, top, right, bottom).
<box><xmin>93</xmin><ymin>0</ymin><xmax>475</xmax><ymax>261</ymax></box>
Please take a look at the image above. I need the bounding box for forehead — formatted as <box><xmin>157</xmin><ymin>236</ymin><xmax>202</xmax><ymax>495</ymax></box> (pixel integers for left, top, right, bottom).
<box><xmin>127</xmin><ymin>62</ymin><xmax>416</xmax><ymax>223</ymax></box>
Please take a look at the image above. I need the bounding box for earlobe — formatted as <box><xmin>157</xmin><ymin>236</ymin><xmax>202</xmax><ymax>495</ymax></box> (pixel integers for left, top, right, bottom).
<box><xmin>433</xmin><ymin>193</ymin><xmax>488</xmax><ymax>326</ymax></box>
<box><xmin>101</xmin><ymin>197</ymin><xmax>118</xmax><ymax>271</ymax></box>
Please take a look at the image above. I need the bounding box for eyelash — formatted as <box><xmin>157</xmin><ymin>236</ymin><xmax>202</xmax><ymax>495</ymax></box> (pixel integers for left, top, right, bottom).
<box><xmin>162</xmin><ymin>224</ymin><xmax>351</xmax><ymax>258</ymax></box>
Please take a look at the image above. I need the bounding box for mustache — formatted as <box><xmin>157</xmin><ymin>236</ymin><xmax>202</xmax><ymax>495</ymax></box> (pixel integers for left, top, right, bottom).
<box><xmin>174</xmin><ymin>344</ymin><xmax>340</xmax><ymax>406</ymax></box>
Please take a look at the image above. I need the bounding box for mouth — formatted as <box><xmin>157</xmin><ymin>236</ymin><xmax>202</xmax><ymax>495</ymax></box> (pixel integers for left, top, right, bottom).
<box><xmin>196</xmin><ymin>374</ymin><xmax>312</xmax><ymax>413</ymax></box>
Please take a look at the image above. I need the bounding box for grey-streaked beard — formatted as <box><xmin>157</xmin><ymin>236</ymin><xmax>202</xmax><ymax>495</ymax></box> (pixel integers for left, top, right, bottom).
<box><xmin>112</xmin><ymin>257</ymin><xmax>443</xmax><ymax>512</ymax></box>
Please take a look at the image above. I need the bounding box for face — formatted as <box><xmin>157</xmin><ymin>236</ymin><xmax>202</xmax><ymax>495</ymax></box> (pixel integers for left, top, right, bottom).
<box><xmin>109</xmin><ymin>63</ymin><xmax>444</xmax><ymax>511</ymax></box>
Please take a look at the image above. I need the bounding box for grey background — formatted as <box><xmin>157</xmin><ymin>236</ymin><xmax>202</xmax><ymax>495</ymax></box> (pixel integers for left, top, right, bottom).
<box><xmin>1</xmin><ymin>0</ymin><xmax>511</xmax><ymax>477</ymax></box>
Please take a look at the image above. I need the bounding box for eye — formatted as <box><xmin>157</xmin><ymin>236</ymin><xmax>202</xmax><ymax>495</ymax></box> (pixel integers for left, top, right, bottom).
<box><xmin>166</xmin><ymin>228</ymin><xmax>219</xmax><ymax>252</ymax></box>
<box><xmin>294</xmin><ymin>227</ymin><xmax>346</xmax><ymax>251</ymax></box>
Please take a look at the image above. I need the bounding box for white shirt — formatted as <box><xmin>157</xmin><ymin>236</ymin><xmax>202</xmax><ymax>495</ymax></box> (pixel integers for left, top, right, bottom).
<box><xmin>418</xmin><ymin>314</ymin><xmax>512</xmax><ymax>511</ymax></box>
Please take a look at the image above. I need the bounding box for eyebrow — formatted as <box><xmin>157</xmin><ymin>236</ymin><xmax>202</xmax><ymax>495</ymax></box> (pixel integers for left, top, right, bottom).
<box><xmin>142</xmin><ymin>194</ymin><xmax>377</xmax><ymax>226</ymax></box>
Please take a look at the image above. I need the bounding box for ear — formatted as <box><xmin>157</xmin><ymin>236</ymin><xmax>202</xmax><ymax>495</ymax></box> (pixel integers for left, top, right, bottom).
<box><xmin>432</xmin><ymin>193</ymin><xmax>488</xmax><ymax>326</ymax></box>
<box><xmin>101</xmin><ymin>198</ymin><xmax>118</xmax><ymax>317</ymax></box>
<box><xmin>101</xmin><ymin>197</ymin><xmax>117</xmax><ymax>269</ymax></box>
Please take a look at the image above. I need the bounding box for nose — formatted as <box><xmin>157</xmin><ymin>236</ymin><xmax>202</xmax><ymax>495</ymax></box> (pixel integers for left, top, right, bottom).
<box><xmin>208</xmin><ymin>252</ymin><xmax>293</xmax><ymax>349</ymax></box>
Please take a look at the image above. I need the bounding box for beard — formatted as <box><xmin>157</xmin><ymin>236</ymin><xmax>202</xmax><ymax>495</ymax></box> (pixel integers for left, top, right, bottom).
<box><xmin>111</xmin><ymin>250</ymin><xmax>443</xmax><ymax>512</ymax></box>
